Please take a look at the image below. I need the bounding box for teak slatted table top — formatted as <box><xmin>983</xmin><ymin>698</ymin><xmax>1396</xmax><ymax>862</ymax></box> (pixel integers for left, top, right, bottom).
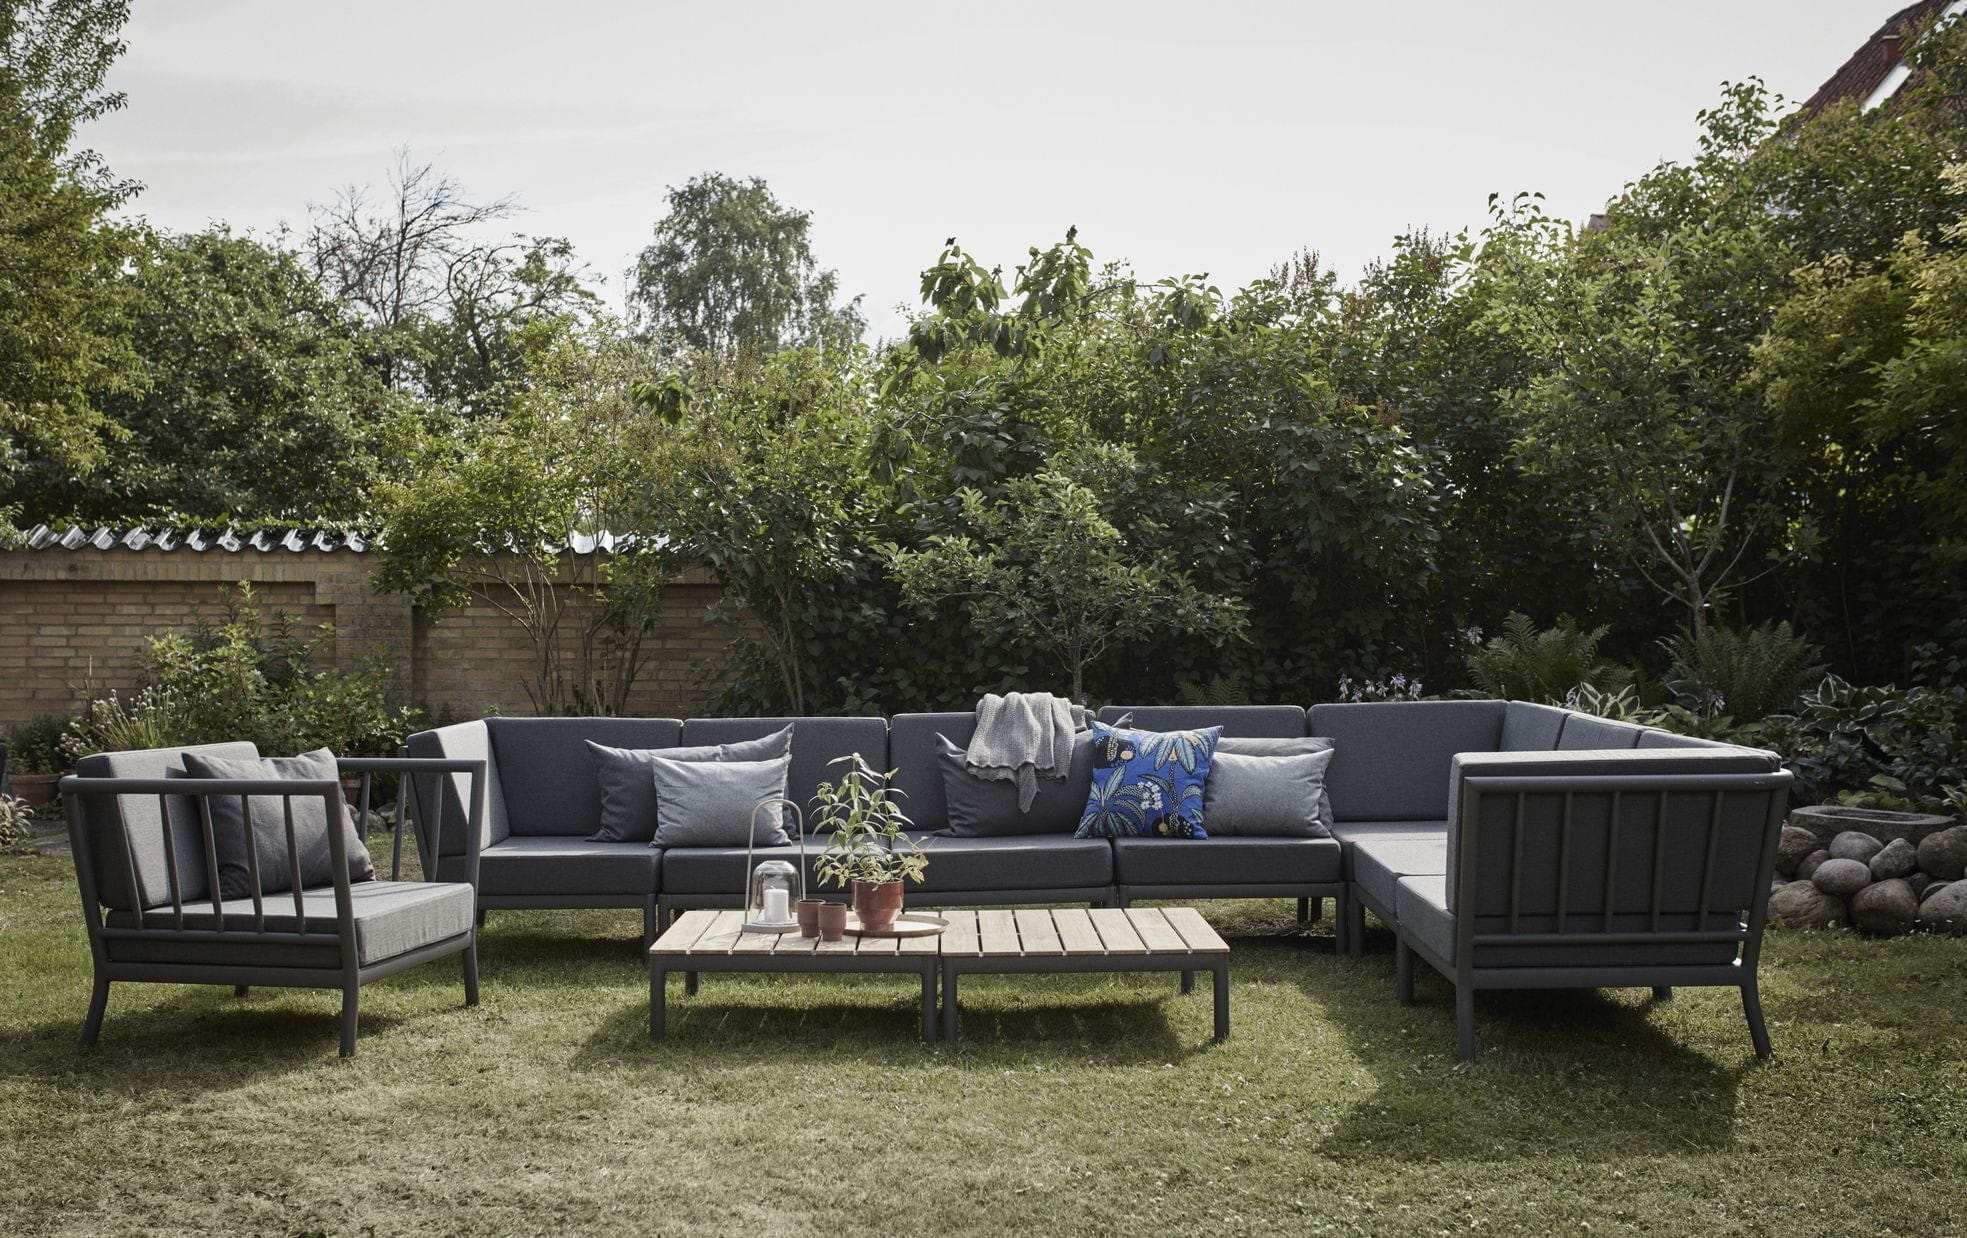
<box><xmin>936</xmin><ymin>907</ymin><xmax>1229</xmax><ymax>958</ymax></box>
<box><xmin>650</xmin><ymin>909</ymin><xmax>942</xmax><ymax>959</ymax></box>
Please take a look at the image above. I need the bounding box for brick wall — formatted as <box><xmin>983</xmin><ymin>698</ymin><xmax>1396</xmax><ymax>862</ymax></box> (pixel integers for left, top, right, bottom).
<box><xmin>0</xmin><ymin>547</ymin><xmax>737</xmax><ymax>730</ymax></box>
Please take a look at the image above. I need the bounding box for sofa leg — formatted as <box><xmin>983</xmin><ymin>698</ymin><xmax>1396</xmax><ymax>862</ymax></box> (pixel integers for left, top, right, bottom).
<box><xmin>1741</xmin><ymin>981</ymin><xmax>1772</xmax><ymax>1060</ymax></box>
<box><xmin>1395</xmin><ymin>937</ymin><xmax>1414</xmax><ymax>1006</ymax></box>
<box><xmin>1652</xmin><ymin>985</ymin><xmax>1674</xmax><ymax>1001</ymax></box>
<box><xmin>475</xmin><ymin>908</ymin><xmax>487</xmax><ymax>928</ymax></box>
<box><xmin>234</xmin><ymin>984</ymin><xmax>250</xmax><ymax>997</ymax></box>
<box><xmin>339</xmin><ymin>985</ymin><xmax>360</xmax><ymax>1057</ymax></box>
<box><xmin>1297</xmin><ymin>896</ymin><xmax>1311</xmax><ymax>923</ymax></box>
<box><xmin>463</xmin><ymin>942</ymin><xmax>481</xmax><ymax>1007</ymax></box>
<box><xmin>81</xmin><ymin>973</ymin><xmax>110</xmax><ymax>1048</ymax></box>
<box><xmin>1455</xmin><ymin>985</ymin><xmax>1477</xmax><ymax>1062</ymax></box>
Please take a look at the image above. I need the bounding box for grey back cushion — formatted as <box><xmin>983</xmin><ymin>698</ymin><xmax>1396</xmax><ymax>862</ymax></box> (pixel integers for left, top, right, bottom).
<box><xmin>1638</xmin><ymin>729</ymin><xmax>1723</xmax><ymax>750</ymax></box>
<box><xmin>406</xmin><ymin>720</ymin><xmax>511</xmax><ymax>863</ymax></box>
<box><xmin>1216</xmin><ymin>736</ymin><xmax>1335</xmax><ymax>832</ymax></box>
<box><xmin>177</xmin><ymin>747</ymin><xmax>375</xmax><ymax>898</ymax></box>
<box><xmin>936</xmin><ymin>733</ymin><xmax>1094</xmax><ymax>836</ymax></box>
<box><xmin>1308</xmin><ymin>700</ymin><xmax>1507</xmax><ymax>821</ymax></box>
<box><xmin>649</xmin><ymin>755</ymin><xmax>792</xmax><ymax>847</ymax></box>
<box><xmin>680</xmin><ymin>717</ymin><xmax>890</xmax><ymax>831</ymax></box>
<box><xmin>488</xmin><ymin>717</ymin><xmax>683</xmax><ymax>836</ymax></box>
<box><xmin>587</xmin><ymin>727</ymin><xmax>791</xmax><ymax>842</ymax></box>
<box><xmin>75</xmin><ymin>741</ymin><xmax>259</xmax><ymax>910</ymax></box>
<box><xmin>889</xmin><ymin>713</ymin><xmax>975</xmax><ymax>831</ymax></box>
<box><xmin>1500</xmin><ymin>701</ymin><xmax>1570</xmax><ymax>751</ymax></box>
<box><xmin>1445</xmin><ymin>746</ymin><xmax>1781</xmax><ymax>908</ymax></box>
<box><xmin>1203</xmin><ymin>748</ymin><xmax>1335</xmax><ymax>837</ymax></box>
<box><xmin>1095</xmin><ymin>705</ymin><xmax>1307</xmax><ymax>739</ymax></box>
<box><xmin>1557</xmin><ymin>715</ymin><xmax>1648</xmax><ymax>750</ymax></box>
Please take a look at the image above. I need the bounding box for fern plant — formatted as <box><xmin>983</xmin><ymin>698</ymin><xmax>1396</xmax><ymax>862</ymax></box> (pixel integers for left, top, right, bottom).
<box><xmin>1659</xmin><ymin>621</ymin><xmax>1826</xmax><ymax>722</ymax></box>
<box><xmin>1465</xmin><ymin>614</ymin><xmax>1632</xmax><ymax>703</ymax></box>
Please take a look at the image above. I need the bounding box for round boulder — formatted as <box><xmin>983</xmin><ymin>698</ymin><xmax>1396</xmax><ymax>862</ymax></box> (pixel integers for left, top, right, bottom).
<box><xmin>1916</xmin><ymin>880</ymin><xmax>1967</xmax><ymax>936</ymax></box>
<box><xmin>1769</xmin><ymin>880</ymin><xmax>1846</xmax><ymax>928</ymax></box>
<box><xmin>1907</xmin><ymin>872</ymin><xmax>1932</xmax><ymax>899</ymax></box>
<box><xmin>1811</xmin><ymin>857</ymin><xmax>1874</xmax><ymax>898</ymax></box>
<box><xmin>1870</xmin><ymin>836</ymin><xmax>1919</xmax><ymax>881</ymax></box>
<box><xmin>1797</xmin><ymin>849</ymin><xmax>1832</xmax><ymax>882</ymax></box>
<box><xmin>1778</xmin><ymin>825</ymin><xmax>1820</xmax><ymax>877</ymax></box>
<box><xmin>1916</xmin><ymin>825</ymin><xmax>1967</xmax><ymax>881</ymax></box>
<box><xmin>1828</xmin><ymin>830</ymin><xmax>1885</xmax><ymax>864</ymax></box>
<box><xmin>1852</xmin><ymin>879</ymin><xmax>1918</xmax><ymax>936</ymax></box>
<box><xmin>1921</xmin><ymin>880</ymin><xmax>1953</xmax><ymax>907</ymax></box>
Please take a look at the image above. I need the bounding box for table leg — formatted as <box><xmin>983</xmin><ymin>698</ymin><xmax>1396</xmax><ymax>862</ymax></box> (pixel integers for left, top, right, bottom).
<box><xmin>941</xmin><ymin>967</ymin><xmax>959</xmax><ymax>1043</ymax></box>
<box><xmin>650</xmin><ymin>967</ymin><xmax>667</xmax><ymax>1041</ymax></box>
<box><xmin>1212</xmin><ymin>964</ymin><xmax>1229</xmax><ymax>1042</ymax></box>
<box><xmin>1180</xmin><ymin>969</ymin><xmax>1195</xmax><ymax>994</ymax></box>
<box><xmin>685</xmin><ymin>971</ymin><xmax>698</xmax><ymax>996</ymax></box>
<box><xmin>921</xmin><ymin>966</ymin><xmax>937</xmax><ymax>1043</ymax></box>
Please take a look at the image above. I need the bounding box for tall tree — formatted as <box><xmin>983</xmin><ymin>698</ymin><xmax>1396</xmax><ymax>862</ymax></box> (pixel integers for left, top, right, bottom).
<box><xmin>629</xmin><ymin>173</ymin><xmax>865</xmax><ymax>358</ymax></box>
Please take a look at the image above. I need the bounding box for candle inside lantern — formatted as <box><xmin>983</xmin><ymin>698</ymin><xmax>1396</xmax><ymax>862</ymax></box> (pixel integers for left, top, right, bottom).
<box><xmin>762</xmin><ymin>887</ymin><xmax>790</xmax><ymax>923</ymax></box>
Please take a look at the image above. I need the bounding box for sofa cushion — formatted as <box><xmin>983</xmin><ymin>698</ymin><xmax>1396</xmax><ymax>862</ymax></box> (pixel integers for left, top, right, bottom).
<box><xmin>1556</xmin><ymin>715</ymin><xmax>1646</xmax><ymax>750</ymax></box>
<box><xmin>406</xmin><ymin>720</ymin><xmax>510</xmax><ymax>857</ymax></box>
<box><xmin>1395</xmin><ymin>874</ymin><xmax>1742</xmax><ymax>969</ymax></box>
<box><xmin>1501</xmin><ymin>701</ymin><xmax>1570</xmax><ymax>751</ymax></box>
<box><xmin>650</xmin><ymin>754</ymin><xmax>792</xmax><ymax>847</ymax></box>
<box><xmin>488</xmin><ymin>718</ymin><xmax>683</xmax><ymax>837</ymax></box>
<box><xmin>478</xmin><ymin>836</ymin><xmax>660</xmax><ymax>897</ymax></box>
<box><xmin>1202</xmin><ymin>749</ymin><xmax>1333</xmax><ymax>837</ymax></box>
<box><xmin>1075</xmin><ymin>721</ymin><xmax>1221</xmax><ymax>839</ymax></box>
<box><xmin>888</xmin><ymin>713</ymin><xmax>976</xmax><ymax>832</ymax></box>
<box><xmin>108</xmin><ymin>879</ymin><xmax>474</xmax><ymax>966</ymax></box>
<box><xmin>659</xmin><ymin>839</ymin><xmax>826</xmax><ymax>895</ymax></box>
<box><xmin>1095</xmin><ymin>705</ymin><xmax>1307</xmax><ymax>738</ymax></box>
<box><xmin>1637</xmin><ymin>729</ymin><xmax>1721</xmax><ymax>750</ymax></box>
<box><xmin>587</xmin><ymin>727</ymin><xmax>791</xmax><ymax>843</ymax></box>
<box><xmin>1308</xmin><ymin>700</ymin><xmax>1507</xmax><ymax>821</ymax></box>
<box><xmin>1113</xmin><ymin>836</ymin><xmax>1341</xmax><ymax>886</ymax></box>
<box><xmin>937</xmin><ymin>733</ymin><xmax>1094</xmax><ymax>837</ymax></box>
<box><xmin>74</xmin><ymin>741</ymin><xmax>260</xmax><ymax>909</ymax></box>
<box><xmin>177</xmin><ymin>747</ymin><xmax>374</xmax><ymax>898</ymax></box>
<box><xmin>1217</xmin><ymin>736</ymin><xmax>1336</xmax><ymax>831</ymax></box>
<box><xmin>907</xmin><ymin>832</ymin><xmax>1114</xmax><ymax>892</ymax></box>
<box><xmin>1352</xmin><ymin>835</ymin><xmax>1448</xmax><ymax>911</ymax></box>
<box><xmin>1330</xmin><ymin>818</ymin><xmax>1450</xmax><ymax>878</ymax></box>
<box><xmin>680</xmin><ymin>717</ymin><xmax>889</xmax><ymax>829</ymax></box>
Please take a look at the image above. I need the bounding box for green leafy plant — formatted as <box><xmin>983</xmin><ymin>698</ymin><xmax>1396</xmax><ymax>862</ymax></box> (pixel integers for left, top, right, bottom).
<box><xmin>1465</xmin><ymin>613</ymin><xmax>1633</xmax><ymax>703</ymax></box>
<box><xmin>1660</xmin><ymin>620</ymin><xmax>1826</xmax><ymax>722</ymax></box>
<box><xmin>1758</xmin><ymin>675</ymin><xmax>1967</xmax><ymax>807</ymax></box>
<box><xmin>6</xmin><ymin>717</ymin><xmax>72</xmax><ymax>774</ymax></box>
<box><xmin>812</xmin><ymin>754</ymin><xmax>926</xmax><ymax>889</ymax></box>
<box><xmin>0</xmin><ymin>794</ymin><xmax>32</xmax><ymax>849</ymax></box>
<box><xmin>62</xmin><ymin>689</ymin><xmax>182</xmax><ymax>765</ymax></box>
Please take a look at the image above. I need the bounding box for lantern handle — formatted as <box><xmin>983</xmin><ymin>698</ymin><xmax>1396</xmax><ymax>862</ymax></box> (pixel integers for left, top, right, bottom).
<box><xmin>747</xmin><ymin>796</ymin><xmax>808</xmax><ymax>903</ymax></box>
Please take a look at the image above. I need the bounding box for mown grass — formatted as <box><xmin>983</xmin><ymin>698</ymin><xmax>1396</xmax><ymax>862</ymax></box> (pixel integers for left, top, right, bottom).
<box><xmin>2</xmin><ymin>846</ymin><xmax>1964</xmax><ymax>1236</ymax></box>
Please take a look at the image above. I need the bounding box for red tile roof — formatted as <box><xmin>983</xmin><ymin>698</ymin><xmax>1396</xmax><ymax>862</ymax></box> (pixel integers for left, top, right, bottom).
<box><xmin>1802</xmin><ymin>1</ymin><xmax>1954</xmax><ymax>115</ymax></box>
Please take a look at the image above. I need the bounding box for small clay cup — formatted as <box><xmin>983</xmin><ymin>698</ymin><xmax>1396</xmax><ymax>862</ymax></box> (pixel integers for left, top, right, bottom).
<box><xmin>795</xmin><ymin>898</ymin><xmax>825</xmax><ymax>938</ymax></box>
<box><xmin>816</xmin><ymin>901</ymin><xmax>848</xmax><ymax>942</ymax></box>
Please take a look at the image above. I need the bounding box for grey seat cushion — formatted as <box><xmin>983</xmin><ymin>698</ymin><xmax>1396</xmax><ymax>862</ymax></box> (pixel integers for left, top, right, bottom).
<box><xmin>1330</xmin><ymin>819</ymin><xmax>1450</xmax><ymax>878</ymax></box>
<box><xmin>935</xmin><ymin>733</ymin><xmax>1094</xmax><ymax>836</ymax></box>
<box><xmin>907</xmin><ymin>832</ymin><xmax>1114</xmax><ymax>892</ymax></box>
<box><xmin>1501</xmin><ymin>701</ymin><xmax>1570</xmax><ymax>751</ymax></box>
<box><xmin>587</xmin><ymin>727</ymin><xmax>791</xmax><ymax>842</ymax></box>
<box><xmin>75</xmin><ymin>741</ymin><xmax>260</xmax><ymax>909</ymax></box>
<box><xmin>1556</xmin><ymin>715</ymin><xmax>1647</xmax><ymax>749</ymax></box>
<box><xmin>679</xmin><ymin>717</ymin><xmax>889</xmax><ymax>829</ymax></box>
<box><xmin>1309</xmin><ymin>700</ymin><xmax>1507</xmax><ymax>821</ymax></box>
<box><xmin>659</xmin><ymin>839</ymin><xmax>827</xmax><ymax>895</ymax></box>
<box><xmin>1113</xmin><ymin>836</ymin><xmax>1341</xmax><ymax>886</ymax></box>
<box><xmin>107</xmin><ymin>879</ymin><xmax>475</xmax><ymax>967</ymax></box>
<box><xmin>478</xmin><ymin>836</ymin><xmax>661</xmax><ymax>896</ymax></box>
<box><xmin>1351</xmin><ymin>835</ymin><xmax>1448</xmax><ymax>911</ymax></box>
<box><xmin>1395</xmin><ymin>874</ymin><xmax>1741</xmax><ymax>969</ymax></box>
<box><xmin>1095</xmin><ymin>705</ymin><xmax>1307</xmax><ymax>738</ymax></box>
<box><xmin>488</xmin><ymin>717</ymin><xmax>684</xmax><ymax>836</ymax></box>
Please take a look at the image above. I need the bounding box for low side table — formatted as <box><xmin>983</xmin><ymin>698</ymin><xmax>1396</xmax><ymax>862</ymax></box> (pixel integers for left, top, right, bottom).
<box><xmin>938</xmin><ymin>907</ymin><xmax>1230</xmax><ymax>1043</ymax></box>
<box><xmin>648</xmin><ymin>909</ymin><xmax>940</xmax><ymax>1042</ymax></box>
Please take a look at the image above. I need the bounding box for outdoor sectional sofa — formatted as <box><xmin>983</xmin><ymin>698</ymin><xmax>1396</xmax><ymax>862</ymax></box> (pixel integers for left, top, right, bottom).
<box><xmin>405</xmin><ymin>700</ymin><xmax>1791</xmax><ymax>1059</ymax></box>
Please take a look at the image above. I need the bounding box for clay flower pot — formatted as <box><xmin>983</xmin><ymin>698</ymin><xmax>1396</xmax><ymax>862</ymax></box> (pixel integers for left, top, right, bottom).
<box><xmin>795</xmin><ymin>898</ymin><xmax>825</xmax><ymax>938</ymax></box>
<box><xmin>816</xmin><ymin>902</ymin><xmax>848</xmax><ymax>942</ymax></box>
<box><xmin>851</xmin><ymin>878</ymin><xmax>905</xmax><ymax>931</ymax></box>
<box><xmin>8</xmin><ymin>772</ymin><xmax>60</xmax><ymax>807</ymax></box>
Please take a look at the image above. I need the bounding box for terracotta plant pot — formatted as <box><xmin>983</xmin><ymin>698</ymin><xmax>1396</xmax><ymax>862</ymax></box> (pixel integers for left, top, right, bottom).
<box><xmin>816</xmin><ymin>902</ymin><xmax>848</xmax><ymax>942</ymax></box>
<box><xmin>795</xmin><ymin>898</ymin><xmax>825</xmax><ymax>938</ymax></box>
<box><xmin>7</xmin><ymin>772</ymin><xmax>60</xmax><ymax>807</ymax></box>
<box><xmin>851</xmin><ymin>879</ymin><xmax>905</xmax><ymax>931</ymax></box>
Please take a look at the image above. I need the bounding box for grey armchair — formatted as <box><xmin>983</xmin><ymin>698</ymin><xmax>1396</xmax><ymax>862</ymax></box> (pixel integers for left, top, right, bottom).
<box><xmin>1394</xmin><ymin>769</ymin><xmax>1792</xmax><ymax>1061</ymax></box>
<box><xmin>62</xmin><ymin>744</ymin><xmax>486</xmax><ymax>1056</ymax></box>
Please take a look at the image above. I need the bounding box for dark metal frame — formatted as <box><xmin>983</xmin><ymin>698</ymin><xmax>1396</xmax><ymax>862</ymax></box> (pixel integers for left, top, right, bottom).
<box><xmin>1118</xmin><ymin>883</ymin><xmax>1343</xmax><ymax>947</ymax></box>
<box><xmin>61</xmin><ymin>756</ymin><xmax>486</xmax><ymax>1056</ymax></box>
<box><xmin>1394</xmin><ymin>770</ymin><xmax>1791</xmax><ymax>1062</ymax></box>
<box><xmin>649</xmin><ymin>950</ymin><xmax>940</xmax><ymax>1042</ymax></box>
<box><xmin>940</xmin><ymin>951</ymin><xmax>1230</xmax><ymax>1043</ymax></box>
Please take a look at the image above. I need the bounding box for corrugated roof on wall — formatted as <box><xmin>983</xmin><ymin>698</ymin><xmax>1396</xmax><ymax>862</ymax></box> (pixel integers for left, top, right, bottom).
<box><xmin>15</xmin><ymin>525</ymin><xmax>639</xmax><ymax>555</ymax></box>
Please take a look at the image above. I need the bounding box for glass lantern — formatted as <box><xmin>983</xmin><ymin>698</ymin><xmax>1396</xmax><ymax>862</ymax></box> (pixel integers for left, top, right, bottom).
<box><xmin>745</xmin><ymin>859</ymin><xmax>801</xmax><ymax>932</ymax></box>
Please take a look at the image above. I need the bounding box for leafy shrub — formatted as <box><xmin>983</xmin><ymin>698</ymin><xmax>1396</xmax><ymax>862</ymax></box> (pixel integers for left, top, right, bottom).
<box><xmin>1757</xmin><ymin>676</ymin><xmax>1967</xmax><ymax>808</ymax></box>
<box><xmin>1335</xmin><ymin>673</ymin><xmax>1425</xmax><ymax>702</ymax></box>
<box><xmin>5</xmin><ymin>717</ymin><xmax>72</xmax><ymax>774</ymax></box>
<box><xmin>1465</xmin><ymin>614</ymin><xmax>1632</xmax><ymax>703</ymax></box>
<box><xmin>0</xmin><ymin>794</ymin><xmax>32</xmax><ymax>849</ymax></box>
<box><xmin>62</xmin><ymin>690</ymin><xmax>180</xmax><ymax>765</ymax></box>
<box><xmin>1660</xmin><ymin>621</ymin><xmax>1826</xmax><ymax>722</ymax></box>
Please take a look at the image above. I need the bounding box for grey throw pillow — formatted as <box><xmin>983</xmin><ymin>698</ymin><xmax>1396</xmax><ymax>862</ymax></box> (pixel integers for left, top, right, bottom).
<box><xmin>177</xmin><ymin>747</ymin><xmax>375</xmax><ymax>898</ymax></box>
<box><xmin>936</xmin><ymin>733</ymin><xmax>1095</xmax><ymax>836</ymax></box>
<box><xmin>1215</xmin><ymin>735</ymin><xmax>1336</xmax><ymax>833</ymax></box>
<box><xmin>587</xmin><ymin>725</ymin><xmax>792</xmax><ymax>842</ymax></box>
<box><xmin>1202</xmin><ymin>749</ymin><xmax>1336</xmax><ymax>837</ymax></box>
<box><xmin>649</xmin><ymin>754</ymin><xmax>793</xmax><ymax>848</ymax></box>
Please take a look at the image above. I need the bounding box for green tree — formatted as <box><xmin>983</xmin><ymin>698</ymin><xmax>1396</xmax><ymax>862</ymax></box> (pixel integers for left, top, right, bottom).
<box><xmin>629</xmin><ymin>173</ymin><xmax>864</xmax><ymax>358</ymax></box>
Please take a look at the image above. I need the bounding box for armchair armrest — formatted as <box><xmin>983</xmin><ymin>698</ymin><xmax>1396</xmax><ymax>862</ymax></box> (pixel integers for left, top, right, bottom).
<box><xmin>337</xmin><ymin>757</ymin><xmax>488</xmax><ymax>888</ymax></box>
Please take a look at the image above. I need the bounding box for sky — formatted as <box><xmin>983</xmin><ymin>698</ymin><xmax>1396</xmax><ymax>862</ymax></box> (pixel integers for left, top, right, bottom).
<box><xmin>87</xmin><ymin>1</ymin><xmax>1890</xmax><ymax>341</ymax></box>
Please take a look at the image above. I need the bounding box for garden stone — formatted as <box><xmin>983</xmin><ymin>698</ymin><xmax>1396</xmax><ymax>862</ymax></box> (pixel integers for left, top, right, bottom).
<box><xmin>1869</xmin><ymin>837</ymin><xmax>1918</xmax><ymax>881</ymax></box>
<box><xmin>1828</xmin><ymin>830</ymin><xmax>1884</xmax><ymax>864</ymax></box>
<box><xmin>1777</xmin><ymin>825</ymin><xmax>1819</xmax><ymax>877</ymax></box>
<box><xmin>1916</xmin><ymin>881</ymin><xmax>1967</xmax><ymax>935</ymax></box>
<box><xmin>1907</xmin><ymin>872</ymin><xmax>1932</xmax><ymax>899</ymax></box>
<box><xmin>1787</xmin><ymin>805</ymin><xmax>1954</xmax><ymax>848</ymax></box>
<box><xmin>1921</xmin><ymin>880</ymin><xmax>1953</xmax><ymax>906</ymax></box>
<box><xmin>1797</xmin><ymin>849</ymin><xmax>1831</xmax><ymax>882</ymax></box>
<box><xmin>1768</xmin><ymin>880</ymin><xmax>1845</xmax><ymax>928</ymax></box>
<box><xmin>1851</xmin><ymin>879</ymin><xmax>1918</xmax><ymax>937</ymax></box>
<box><xmin>1811</xmin><ymin>857</ymin><xmax>1873</xmax><ymax>898</ymax></box>
<box><xmin>1916</xmin><ymin>825</ymin><xmax>1967</xmax><ymax>881</ymax></box>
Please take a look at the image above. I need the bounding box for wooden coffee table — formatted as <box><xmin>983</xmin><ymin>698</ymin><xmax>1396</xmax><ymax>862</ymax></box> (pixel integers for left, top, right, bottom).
<box><xmin>648</xmin><ymin>909</ymin><xmax>941</xmax><ymax>1042</ymax></box>
<box><xmin>937</xmin><ymin>907</ymin><xmax>1230</xmax><ymax>1043</ymax></box>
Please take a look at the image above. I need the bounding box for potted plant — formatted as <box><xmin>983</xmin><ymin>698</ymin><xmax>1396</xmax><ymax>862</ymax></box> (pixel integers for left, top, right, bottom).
<box><xmin>5</xmin><ymin>717</ymin><xmax>72</xmax><ymax>807</ymax></box>
<box><xmin>812</xmin><ymin>753</ymin><xmax>927</xmax><ymax>931</ymax></box>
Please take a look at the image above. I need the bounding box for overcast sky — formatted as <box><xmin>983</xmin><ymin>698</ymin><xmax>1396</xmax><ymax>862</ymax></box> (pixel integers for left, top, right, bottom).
<box><xmin>89</xmin><ymin>1</ymin><xmax>1887</xmax><ymax>340</ymax></box>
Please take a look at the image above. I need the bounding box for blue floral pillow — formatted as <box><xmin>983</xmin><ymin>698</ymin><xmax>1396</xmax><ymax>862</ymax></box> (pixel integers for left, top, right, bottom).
<box><xmin>1075</xmin><ymin>721</ymin><xmax>1223</xmax><ymax>839</ymax></box>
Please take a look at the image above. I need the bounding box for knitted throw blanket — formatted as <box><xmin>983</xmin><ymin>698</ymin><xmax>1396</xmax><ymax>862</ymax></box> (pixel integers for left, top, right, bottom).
<box><xmin>965</xmin><ymin>692</ymin><xmax>1085</xmax><ymax>812</ymax></box>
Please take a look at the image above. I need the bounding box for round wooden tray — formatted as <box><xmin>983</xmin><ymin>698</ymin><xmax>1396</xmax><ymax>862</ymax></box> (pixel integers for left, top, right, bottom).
<box><xmin>845</xmin><ymin>912</ymin><xmax>948</xmax><ymax>938</ymax></box>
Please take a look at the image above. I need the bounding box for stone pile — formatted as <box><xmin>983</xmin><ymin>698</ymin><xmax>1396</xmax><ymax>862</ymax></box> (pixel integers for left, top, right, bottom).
<box><xmin>1768</xmin><ymin>818</ymin><xmax>1967</xmax><ymax>936</ymax></box>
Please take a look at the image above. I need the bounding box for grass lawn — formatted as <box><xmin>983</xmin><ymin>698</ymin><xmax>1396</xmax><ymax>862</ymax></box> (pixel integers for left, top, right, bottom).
<box><xmin>3</xmin><ymin>846</ymin><xmax>1965</xmax><ymax>1237</ymax></box>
